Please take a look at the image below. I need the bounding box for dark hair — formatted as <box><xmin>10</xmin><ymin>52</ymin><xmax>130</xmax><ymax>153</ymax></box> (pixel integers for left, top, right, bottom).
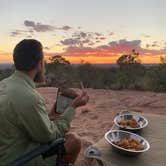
<box><xmin>13</xmin><ymin>39</ymin><xmax>43</xmax><ymax>71</ymax></box>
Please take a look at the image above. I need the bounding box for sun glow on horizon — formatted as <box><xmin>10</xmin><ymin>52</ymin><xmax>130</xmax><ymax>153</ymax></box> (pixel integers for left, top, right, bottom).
<box><xmin>0</xmin><ymin>0</ymin><xmax>165</xmax><ymax>64</ymax></box>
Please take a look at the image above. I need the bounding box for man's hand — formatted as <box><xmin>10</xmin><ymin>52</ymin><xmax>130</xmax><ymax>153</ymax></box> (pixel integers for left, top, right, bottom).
<box><xmin>71</xmin><ymin>91</ymin><xmax>89</xmax><ymax>109</ymax></box>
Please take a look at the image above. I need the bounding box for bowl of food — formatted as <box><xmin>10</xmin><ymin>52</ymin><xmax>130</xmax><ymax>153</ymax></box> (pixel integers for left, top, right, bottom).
<box><xmin>114</xmin><ymin>114</ymin><xmax>148</xmax><ymax>132</ymax></box>
<box><xmin>105</xmin><ymin>130</ymin><xmax>150</xmax><ymax>156</ymax></box>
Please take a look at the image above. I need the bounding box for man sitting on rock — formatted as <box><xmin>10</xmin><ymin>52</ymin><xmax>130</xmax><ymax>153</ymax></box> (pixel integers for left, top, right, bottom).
<box><xmin>0</xmin><ymin>39</ymin><xmax>89</xmax><ymax>166</ymax></box>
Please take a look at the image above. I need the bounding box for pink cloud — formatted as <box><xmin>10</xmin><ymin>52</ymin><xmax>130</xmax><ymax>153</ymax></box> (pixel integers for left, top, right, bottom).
<box><xmin>57</xmin><ymin>39</ymin><xmax>166</xmax><ymax>57</ymax></box>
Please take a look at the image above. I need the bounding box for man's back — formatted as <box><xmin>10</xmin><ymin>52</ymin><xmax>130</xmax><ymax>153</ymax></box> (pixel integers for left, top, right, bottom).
<box><xmin>0</xmin><ymin>71</ymin><xmax>43</xmax><ymax>165</ymax></box>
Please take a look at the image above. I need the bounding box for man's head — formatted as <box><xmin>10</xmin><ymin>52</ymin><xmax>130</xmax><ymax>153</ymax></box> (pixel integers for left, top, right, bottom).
<box><xmin>13</xmin><ymin>39</ymin><xmax>45</xmax><ymax>82</ymax></box>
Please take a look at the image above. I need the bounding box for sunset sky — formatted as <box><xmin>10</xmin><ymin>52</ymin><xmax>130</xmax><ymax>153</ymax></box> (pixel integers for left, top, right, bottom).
<box><xmin>0</xmin><ymin>0</ymin><xmax>165</xmax><ymax>64</ymax></box>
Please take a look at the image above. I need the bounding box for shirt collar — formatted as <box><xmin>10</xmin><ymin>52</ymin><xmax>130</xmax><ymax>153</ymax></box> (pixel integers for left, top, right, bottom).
<box><xmin>14</xmin><ymin>70</ymin><xmax>36</xmax><ymax>89</ymax></box>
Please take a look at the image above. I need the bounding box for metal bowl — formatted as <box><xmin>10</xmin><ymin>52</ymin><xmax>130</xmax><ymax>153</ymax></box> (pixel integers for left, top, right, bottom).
<box><xmin>114</xmin><ymin>114</ymin><xmax>148</xmax><ymax>131</ymax></box>
<box><xmin>105</xmin><ymin>130</ymin><xmax>150</xmax><ymax>156</ymax></box>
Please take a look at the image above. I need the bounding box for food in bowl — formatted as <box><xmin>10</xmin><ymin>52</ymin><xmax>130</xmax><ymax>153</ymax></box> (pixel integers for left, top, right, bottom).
<box><xmin>105</xmin><ymin>130</ymin><xmax>150</xmax><ymax>155</ymax></box>
<box><xmin>114</xmin><ymin>114</ymin><xmax>148</xmax><ymax>131</ymax></box>
<box><xmin>118</xmin><ymin>118</ymin><xmax>140</xmax><ymax>128</ymax></box>
<box><xmin>112</xmin><ymin>138</ymin><xmax>144</xmax><ymax>151</ymax></box>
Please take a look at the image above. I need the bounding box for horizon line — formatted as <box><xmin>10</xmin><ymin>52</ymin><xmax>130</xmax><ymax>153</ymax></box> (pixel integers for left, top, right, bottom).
<box><xmin>0</xmin><ymin>62</ymin><xmax>161</xmax><ymax>65</ymax></box>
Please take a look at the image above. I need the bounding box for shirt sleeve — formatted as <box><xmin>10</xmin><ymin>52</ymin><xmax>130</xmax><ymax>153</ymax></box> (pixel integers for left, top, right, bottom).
<box><xmin>15</xmin><ymin>94</ymin><xmax>75</xmax><ymax>143</ymax></box>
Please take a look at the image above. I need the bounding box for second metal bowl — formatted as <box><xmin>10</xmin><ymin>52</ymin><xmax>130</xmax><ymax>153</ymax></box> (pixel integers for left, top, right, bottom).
<box><xmin>114</xmin><ymin>114</ymin><xmax>148</xmax><ymax>131</ymax></box>
<box><xmin>105</xmin><ymin>130</ymin><xmax>150</xmax><ymax>156</ymax></box>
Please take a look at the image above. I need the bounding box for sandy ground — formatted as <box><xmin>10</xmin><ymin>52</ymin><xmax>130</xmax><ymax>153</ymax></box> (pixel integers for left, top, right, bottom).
<box><xmin>37</xmin><ymin>87</ymin><xmax>166</xmax><ymax>165</ymax></box>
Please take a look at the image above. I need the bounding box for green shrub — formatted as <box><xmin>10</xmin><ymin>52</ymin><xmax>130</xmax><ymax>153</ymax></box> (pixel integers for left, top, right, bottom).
<box><xmin>143</xmin><ymin>65</ymin><xmax>166</xmax><ymax>92</ymax></box>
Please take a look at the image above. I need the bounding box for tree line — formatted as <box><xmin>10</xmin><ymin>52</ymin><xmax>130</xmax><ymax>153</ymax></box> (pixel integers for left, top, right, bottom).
<box><xmin>0</xmin><ymin>51</ymin><xmax>166</xmax><ymax>92</ymax></box>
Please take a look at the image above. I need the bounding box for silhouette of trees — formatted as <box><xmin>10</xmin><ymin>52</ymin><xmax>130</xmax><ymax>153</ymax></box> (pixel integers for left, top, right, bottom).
<box><xmin>114</xmin><ymin>50</ymin><xmax>145</xmax><ymax>90</ymax></box>
<box><xmin>117</xmin><ymin>49</ymin><xmax>141</xmax><ymax>66</ymax></box>
<box><xmin>0</xmin><ymin>52</ymin><xmax>166</xmax><ymax>92</ymax></box>
<box><xmin>49</xmin><ymin>55</ymin><xmax>70</xmax><ymax>65</ymax></box>
<box><xmin>46</xmin><ymin>55</ymin><xmax>74</xmax><ymax>87</ymax></box>
<box><xmin>160</xmin><ymin>56</ymin><xmax>166</xmax><ymax>64</ymax></box>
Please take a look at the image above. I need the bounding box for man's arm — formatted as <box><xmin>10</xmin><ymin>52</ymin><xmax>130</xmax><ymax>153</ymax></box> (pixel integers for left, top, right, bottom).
<box><xmin>15</xmin><ymin>91</ymin><xmax>89</xmax><ymax>143</ymax></box>
<box><xmin>15</xmin><ymin>95</ymin><xmax>74</xmax><ymax>143</ymax></box>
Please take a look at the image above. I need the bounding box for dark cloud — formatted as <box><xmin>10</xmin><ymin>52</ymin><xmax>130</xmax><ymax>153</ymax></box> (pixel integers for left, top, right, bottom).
<box><xmin>151</xmin><ymin>41</ymin><xmax>159</xmax><ymax>47</ymax></box>
<box><xmin>120</xmin><ymin>39</ymin><xmax>141</xmax><ymax>46</ymax></box>
<box><xmin>61</xmin><ymin>38</ymin><xmax>78</xmax><ymax>46</ymax></box>
<box><xmin>152</xmin><ymin>44</ymin><xmax>159</xmax><ymax>47</ymax></box>
<box><xmin>24</xmin><ymin>20</ymin><xmax>35</xmax><ymax>27</ymax></box>
<box><xmin>61</xmin><ymin>25</ymin><xmax>72</xmax><ymax>31</ymax></box>
<box><xmin>99</xmin><ymin>39</ymin><xmax>143</xmax><ymax>55</ymax></box>
<box><xmin>61</xmin><ymin>31</ymin><xmax>95</xmax><ymax>47</ymax></box>
<box><xmin>10</xmin><ymin>31</ymin><xmax>21</xmax><ymax>37</ymax></box>
<box><xmin>61</xmin><ymin>39</ymin><xmax>143</xmax><ymax>57</ymax></box>
<box><xmin>80</xmin><ymin>32</ymin><xmax>87</xmax><ymax>38</ymax></box>
<box><xmin>82</xmin><ymin>39</ymin><xmax>90</xmax><ymax>44</ymax></box>
<box><xmin>61</xmin><ymin>31</ymin><xmax>107</xmax><ymax>47</ymax></box>
<box><xmin>44</xmin><ymin>47</ymin><xmax>50</xmax><ymax>50</ymax></box>
<box><xmin>146</xmin><ymin>44</ymin><xmax>150</xmax><ymax>48</ymax></box>
<box><xmin>94</xmin><ymin>32</ymin><xmax>102</xmax><ymax>36</ymax></box>
<box><xmin>146</xmin><ymin>41</ymin><xmax>160</xmax><ymax>48</ymax></box>
<box><xmin>10</xmin><ymin>30</ymin><xmax>27</xmax><ymax>37</ymax></box>
<box><xmin>72</xmin><ymin>31</ymin><xmax>85</xmax><ymax>38</ymax></box>
<box><xmin>63</xmin><ymin>39</ymin><xmax>165</xmax><ymax>56</ymax></box>
<box><xmin>102</xmin><ymin>39</ymin><xmax>166</xmax><ymax>56</ymax></box>
<box><xmin>88</xmin><ymin>42</ymin><xmax>95</xmax><ymax>46</ymax></box>
<box><xmin>24</xmin><ymin>20</ymin><xmax>72</xmax><ymax>32</ymax></box>
<box><xmin>108</xmin><ymin>41</ymin><xmax>117</xmax><ymax>46</ymax></box>
<box><xmin>24</xmin><ymin>20</ymin><xmax>55</xmax><ymax>32</ymax></box>
<box><xmin>100</xmin><ymin>37</ymin><xmax>106</xmax><ymax>40</ymax></box>
<box><xmin>34</xmin><ymin>23</ymin><xmax>55</xmax><ymax>32</ymax></box>
<box><xmin>55</xmin><ymin>25</ymin><xmax>72</xmax><ymax>31</ymax></box>
<box><xmin>109</xmin><ymin>39</ymin><xmax>141</xmax><ymax>47</ymax></box>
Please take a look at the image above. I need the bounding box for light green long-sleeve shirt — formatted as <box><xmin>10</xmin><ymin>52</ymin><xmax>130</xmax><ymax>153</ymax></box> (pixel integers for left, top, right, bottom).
<box><xmin>0</xmin><ymin>71</ymin><xmax>75</xmax><ymax>166</ymax></box>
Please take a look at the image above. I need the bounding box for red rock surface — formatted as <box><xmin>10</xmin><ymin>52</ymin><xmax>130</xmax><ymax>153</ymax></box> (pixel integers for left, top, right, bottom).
<box><xmin>37</xmin><ymin>87</ymin><xmax>166</xmax><ymax>165</ymax></box>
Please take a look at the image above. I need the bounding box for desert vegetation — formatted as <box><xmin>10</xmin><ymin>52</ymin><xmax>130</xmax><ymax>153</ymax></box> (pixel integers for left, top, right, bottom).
<box><xmin>0</xmin><ymin>51</ymin><xmax>166</xmax><ymax>92</ymax></box>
